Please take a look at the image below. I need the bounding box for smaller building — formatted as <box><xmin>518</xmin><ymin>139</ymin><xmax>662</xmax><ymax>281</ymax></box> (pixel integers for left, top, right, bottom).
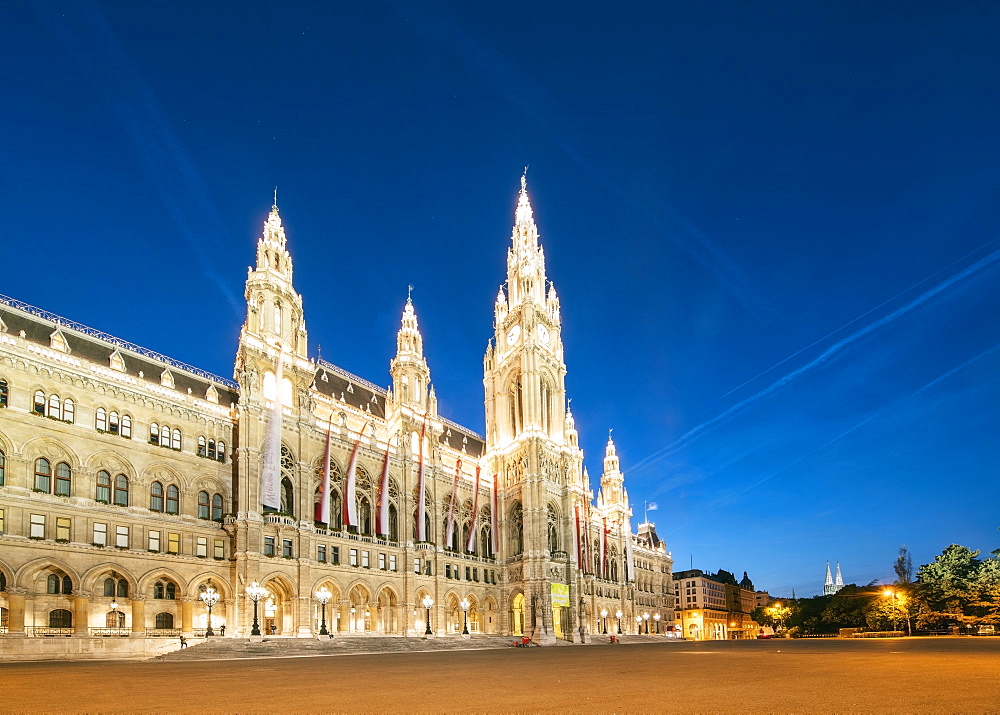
<box><xmin>673</xmin><ymin>568</ymin><xmax>758</xmax><ymax>640</ymax></box>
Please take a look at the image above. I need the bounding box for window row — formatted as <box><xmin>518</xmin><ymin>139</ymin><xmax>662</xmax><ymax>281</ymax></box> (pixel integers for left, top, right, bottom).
<box><xmin>443</xmin><ymin>563</ymin><xmax>497</xmax><ymax>585</ymax></box>
<box><xmin>23</xmin><ymin>514</ymin><xmax>226</xmax><ymax>558</ymax></box>
<box><xmin>196</xmin><ymin>436</ymin><xmax>227</xmax><ymax>463</ymax></box>
<box><xmin>95</xmin><ymin>408</ymin><xmax>132</xmax><ymax>438</ymax></box>
<box><xmin>149</xmin><ymin>423</ymin><xmax>182</xmax><ymax>450</ymax></box>
<box><xmin>33</xmin><ymin>391</ymin><xmax>75</xmax><ymax>423</ymax></box>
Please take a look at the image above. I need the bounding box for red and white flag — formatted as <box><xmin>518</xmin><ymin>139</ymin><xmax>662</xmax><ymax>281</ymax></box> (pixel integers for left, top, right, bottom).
<box><xmin>315</xmin><ymin>414</ymin><xmax>333</xmax><ymax>523</ymax></box>
<box><xmin>416</xmin><ymin>417</ymin><xmax>428</xmax><ymax>542</ymax></box>
<box><xmin>600</xmin><ymin>517</ymin><xmax>608</xmax><ymax>578</ymax></box>
<box><xmin>490</xmin><ymin>475</ymin><xmax>499</xmax><ymax>555</ymax></box>
<box><xmin>445</xmin><ymin>458</ymin><xmax>462</xmax><ymax>549</ymax></box>
<box><xmin>343</xmin><ymin>422</ymin><xmax>368</xmax><ymax>529</ymax></box>
<box><xmin>260</xmin><ymin>350</ymin><xmax>283</xmax><ymax>510</ymax></box>
<box><xmin>574</xmin><ymin>505</ymin><xmax>583</xmax><ymax>570</ymax></box>
<box><xmin>466</xmin><ymin>466</ymin><xmax>481</xmax><ymax>553</ymax></box>
<box><xmin>375</xmin><ymin>438</ymin><xmax>392</xmax><ymax>536</ymax></box>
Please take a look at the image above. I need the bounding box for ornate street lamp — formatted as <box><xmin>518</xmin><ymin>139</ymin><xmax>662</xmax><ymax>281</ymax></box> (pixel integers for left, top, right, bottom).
<box><xmin>643</xmin><ymin>612</ymin><xmax>650</xmax><ymax>634</ymax></box>
<box><xmin>600</xmin><ymin>608</ymin><xmax>608</xmax><ymax>635</ymax></box>
<box><xmin>422</xmin><ymin>595</ymin><xmax>434</xmax><ymax>637</ymax></box>
<box><xmin>350</xmin><ymin>607</ymin><xmax>356</xmax><ymax>633</ymax></box>
<box><xmin>315</xmin><ymin>587</ymin><xmax>332</xmax><ymax>636</ymax></box>
<box><xmin>200</xmin><ymin>584</ymin><xmax>220</xmax><ymax>637</ymax></box>
<box><xmin>109</xmin><ymin>600</ymin><xmax>119</xmax><ymax>629</ymax></box>
<box><xmin>654</xmin><ymin>613</ymin><xmax>661</xmax><ymax>634</ymax></box>
<box><xmin>460</xmin><ymin>598</ymin><xmax>470</xmax><ymax>635</ymax></box>
<box><xmin>615</xmin><ymin>609</ymin><xmax>623</xmax><ymax>634</ymax></box>
<box><xmin>247</xmin><ymin>582</ymin><xmax>266</xmax><ymax>636</ymax></box>
<box><xmin>635</xmin><ymin>615</ymin><xmax>642</xmax><ymax>634</ymax></box>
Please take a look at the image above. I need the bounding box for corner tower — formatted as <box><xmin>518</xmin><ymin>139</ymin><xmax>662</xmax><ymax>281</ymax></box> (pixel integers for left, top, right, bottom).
<box><xmin>484</xmin><ymin>174</ymin><xmax>585</xmax><ymax>645</ymax></box>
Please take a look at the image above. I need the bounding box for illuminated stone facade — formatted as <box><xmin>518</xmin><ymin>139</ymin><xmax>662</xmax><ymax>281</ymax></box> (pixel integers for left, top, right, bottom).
<box><xmin>0</xmin><ymin>177</ymin><xmax>673</xmax><ymax>641</ymax></box>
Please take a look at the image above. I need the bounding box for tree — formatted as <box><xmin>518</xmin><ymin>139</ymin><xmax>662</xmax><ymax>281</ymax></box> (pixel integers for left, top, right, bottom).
<box><xmin>915</xmin><ymin>544</ymin><xmax>995</xmax><ymax>628</ymax></box>
<box><xmin>894</xmin><ymin>545</ymin><xmax>913</xmax><ymax>584</ymax></box>
<box><xmin>865</xmin><ymin>591</ymin><xmax>911</xmax><ymax>632</ymax></box>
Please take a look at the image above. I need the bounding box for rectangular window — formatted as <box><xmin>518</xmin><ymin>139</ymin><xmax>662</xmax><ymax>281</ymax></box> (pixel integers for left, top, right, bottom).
<box><xmin>167</xmin><ymin>532</ymin><xmax>180</xmax><ymax>554</ymax></box>
<box><xmin>465</xmin><ymin>566</ymin><xmax>471</xmax><ymax>581</ymax></box>
<box><xmin>264</xmin><ymin>536</ymin><xmax>275</xmax><ymax>556</ymax></box>
<box><xmin>331</xmin><ymin>546</ymin><xmax>340</xmax><ymax>565</ymax></box>
<box><xmin>378</xmin><ymin>553</ymin><xmax>386</xmax><ymax>570</ymax></box>
<box><xmin>116</xmin><ymin>525</ymin><xmax>129</xmax><ymax>548</ymax></box>
<box><xmin>94</xmin><ymin>522</ymin><xmax>107</xmax><ymax>546</ymax></box>
<box><xmin>317</xmin><ymin>544</ymin><xmax>327</xmax><ymax>563</ymax></box>
<box><xmin>56</xmin><ymin>517</ymin><xmax>71</xmax><ymax>542</ymax></box>
<box><xmin>148</xmin><ymin>530</ymin><xmax>160</xmax><ymax>551</ymax></box>
<box><xmin>446</xmin><ymin>564</ymin><xmax>452</xmax><ymax>578</ymax></box>
<box><xmin>474</xmin><ymin>568</ymin><xmax>479</xmax><ymax>583</ymax></box>
<box><xmin>361</xmin><ymin>550</ymin><xmax>370</xmax><ymax>568</ymax></box>
<box><xmin>350</xmin><ymin>548</ymin><xmax>358</xmax><ymax>567</ymax></box>
<box><xmin>196</xmin><ymin>536</ymin><xmax>208</xmax><ymax>557</ymax></box>
<box><xmin>414</xmin><ymin>558</ymin><xmax>421</xmax><ymax>574</ymax></box>
<box><xmin>30</xmin><ymin>514</ymin><xmax>45</xmax><ymax>539</ymax></box>
<box><xmin>424</xmin><ymin>561</ymin><xmax>432</xmax><ymax>576</ymax></box>
<box><xmin>214</xmin><ymin>539</ymin><xmax>224</xmax><ymax>559</ymax></box>
<box><xmin>389</xmin><ymin>555</ymin><xmax>397</xmax><ymax>572</ymax></box>
<box><xmin>282</xmin><ymin>539</ymin><xmax>293</xmax><ymax>558</ymax></box>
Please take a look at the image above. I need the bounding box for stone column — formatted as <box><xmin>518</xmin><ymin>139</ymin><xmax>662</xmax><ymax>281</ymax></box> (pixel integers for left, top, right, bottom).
<box><xmin>338</xmin><ymin>603</ymin><xmax>349</xmax><ymax>633</ymax></box>
<box><xmin>297</xmin><ymin>596</ymin><xmax>313</xmax><ymax>637</ymax></box>
<box><xmin>7</xmin><ymin>589</ymin><xmax>26</xmax><ymax>636</ymax></box>
<box><xmin>224</xmin><ymin>598</ymin><xmax>236</xmax><ymax>636</ymax></box>
<box><xmin>73</xmin><ymin>592</ymin><xmax>91</xmax><ymax>635</ymax></box>
<box><xmin>131</xmin><ymin>598</ymin><xmax>146</xmax><ymax>636</ymax></box>
<box><xmin>181</xmin><ymin>598</ymin><xmax>194</xmax><ymax>635</ymax></box>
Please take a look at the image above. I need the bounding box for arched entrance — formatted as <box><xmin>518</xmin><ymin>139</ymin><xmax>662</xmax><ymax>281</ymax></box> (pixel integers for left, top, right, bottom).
<box><xmin>510</xmin><ymin>593</ymin><xmax>525</xmax><ymax>636</ymax></box>
<box><xmin>376</xmin><ymin>588</ymin><xmax>399</xmax><ymax>634</ymax></box>
<box><xmin>348</xmin><ymin>585</ymin><xmax>372</xmax><ymax>633</ymax></box>
<box><xmin>261</xmin><ymin>577</ymin><xmax>294</xmax><ymax>635</ymax></box>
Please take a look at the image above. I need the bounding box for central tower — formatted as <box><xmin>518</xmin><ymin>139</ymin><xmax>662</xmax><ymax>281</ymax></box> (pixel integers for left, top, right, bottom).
<box><xmin>484</xmin><ymin>175</ymin><xmax>586</xmax><ymax>643</ymax></box>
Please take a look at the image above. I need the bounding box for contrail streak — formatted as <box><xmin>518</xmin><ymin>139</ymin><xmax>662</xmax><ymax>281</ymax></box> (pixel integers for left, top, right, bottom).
<box><xmin>661</xmin><ymin>340</ymin><xmax>1000</xmax><ymax>535</ymax></box>
<box><xmin>633</xmin><ymin>245</ymin><xmax>1000</xmax><ymax>473</ymax></box>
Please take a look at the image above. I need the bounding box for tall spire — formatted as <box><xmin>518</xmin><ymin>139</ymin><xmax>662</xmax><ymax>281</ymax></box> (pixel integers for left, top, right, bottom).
<box><xmin>505</xmin><ymin>172</ymin><xmax>546</xmax><ymax>309</ymax></box>
<box><xmin>823</xmin><ymin>561</ymin><xmax>834</xmax><ymax>596</ymax></box>
<box><xmin>835</xmin><ymin>562</ymin><xmax>844</xmax><ymax>588</ymax></box>
<box><xmin>390</xmin><ymin>293</ymin><xmax>431</xmax><ymax>411</ymax></box>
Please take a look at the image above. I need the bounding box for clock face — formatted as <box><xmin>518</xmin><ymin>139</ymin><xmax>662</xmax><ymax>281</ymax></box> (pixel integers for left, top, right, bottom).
<box><xmin>537</xmin><ymin>324</ymin><xmax>550</xmax><ymax>344</ymax></box>
<box><xmin>506</xmin><ymin>325</ymin><xmax>521</xmax><ymax>346</ymax></box>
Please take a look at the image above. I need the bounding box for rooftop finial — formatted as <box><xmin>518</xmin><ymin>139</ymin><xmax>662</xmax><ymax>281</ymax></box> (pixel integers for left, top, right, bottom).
<box><xmin>272</xmin><ymin>186</ymin><xmax>278</xmax><ymax>211</ymax></box>
<box><xmin>521</xmin><ymin>166</ymin><xmax>528</xmax><ymax>192</ymax></box>
<box><xmin>407</xmin><ymin>284</ymin><xmax>413</xmax><ymax>304</ymax></box>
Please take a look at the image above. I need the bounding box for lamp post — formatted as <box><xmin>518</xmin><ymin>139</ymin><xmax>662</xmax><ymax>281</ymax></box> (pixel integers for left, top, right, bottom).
<box><xmin>643</xmin><ymin>612</ymin><xmax>650</xmax><ymax>634</ymax></box>
<box><xmin>247</xmin><ymin>582</ymin><xmax>266</xmax><ymax>636</ymax></box>
<box><xmin>654</xmin><ymin>613</ymin><xmax>661</xmax><ymax>634</ymax></box>
<box><xmin>422</xmin><ymin>596</ymin><xmax>434</xmax><ymax>637</ymax></box>
<box><xmin>460</xmin><ymin>598</ymin><xmax>470</xmax><ymax>636</ymax></box>
<box><xmin>200</xmin><ymin>584</ymin><xmax>219</xmax><ymax>637</ymax></box>
<box><xmin>615</xmin><ymin>609</ymin><xmax>622</xmax><ymax>634</ymax></box>
<box><xmin>350</xmin><ymin>607</ymin><xmax>356</xmax><ymax>633</ymax></box>
<box><xmin>883</xmin><ymin>590</ymin><xmax>901</xmax><ymax>634</ymax></box>
<box><xmin>600</xmin><ymin>608</ymin><xmax>608</xmax><ymax>634</ymax></box>
<box><xmin>635</xmin><ymin>615</ymin><xmax>642</xmax><ymax>634</ymax></box>
<box><xmin>315</xmin><ymin>587</ymin><xmax>332</xmax><ymax>636</ymax></box>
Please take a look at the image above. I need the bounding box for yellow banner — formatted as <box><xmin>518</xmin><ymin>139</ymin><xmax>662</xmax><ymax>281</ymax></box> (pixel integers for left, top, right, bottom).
<box><xmin>550</xmin><ymin>583</ymin><xmax>570</xmax><ymax>607</ymax></box>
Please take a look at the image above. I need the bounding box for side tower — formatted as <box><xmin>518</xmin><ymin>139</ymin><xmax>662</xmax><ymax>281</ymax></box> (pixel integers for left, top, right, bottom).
<box><xmin>484</xmin><ymin>175</ymin><xmax>585</xmax><ymax>643</ymax></box>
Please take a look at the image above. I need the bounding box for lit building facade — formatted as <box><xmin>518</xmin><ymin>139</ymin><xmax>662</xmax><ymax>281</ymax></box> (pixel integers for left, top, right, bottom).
<box><xmin>673</xmin><ymin>568</ymin><xmax>757</xmax><ymax>640</ymax></box>
<box><xmin>0</xmin><ymin>177</ymin><xmax>673</xmax><ymax>642</ymax></box>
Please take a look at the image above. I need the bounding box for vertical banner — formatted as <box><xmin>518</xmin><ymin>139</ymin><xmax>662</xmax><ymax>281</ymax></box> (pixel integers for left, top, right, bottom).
<box><xmin>600</xmin><ymin>517</ymin><xmax>608</xmax><ymax>578</ymax></box>
<box><xmin>624</xmin><ymin>514</ymin><xmax>635</xmax><ymax>583</ymax></box>
<box><xmin>490</xmin><ymin>476</ymin><xmax>499</xmax><ymax>555</ymax></box>
<box><xmin>376</xmin><ymin>438</ymin><xmax>391</xmax><ymax>536</ymax></box>
<box><xmin>260</xmin><ymin>350</ymin><xmax>284</xmax><ymax>510</ymax></box>
<box><xmin>343</xmin><ymin>422</ymin><xmax>368</xmax><ymax>528</ymax></box>
<box><xmin>466</xmin><ymin>466</ymin><xmax>481</xmax><ymax>553</ymax></box>
<box><xmin>416</xmin><ymin>417</ymin><xmax>428</xmax><ymax>542</ymax></box>
<box><xmin>445</xmin><ymin>458</ymin><xmax>461</xmax><ymax>549</ymax></box>
<box><xmin>574</xmin><ymin>505</ymin><xmax>582</xmax><ymax>570</ymax></box>
<box><xmin>315</xmin><ymin>415</ymin><xmax>332</xmax><ymax>523</ymax></box>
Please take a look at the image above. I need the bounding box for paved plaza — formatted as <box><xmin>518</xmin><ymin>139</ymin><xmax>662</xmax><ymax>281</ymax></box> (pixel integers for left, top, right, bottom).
<box><xmin>2</xmin><ymin>637</ymin><xmax>998</xmax><ymax>713</ymax></box>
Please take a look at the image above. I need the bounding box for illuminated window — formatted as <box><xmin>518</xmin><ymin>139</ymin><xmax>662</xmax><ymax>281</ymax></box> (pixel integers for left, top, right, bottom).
<box><xmin>56</xmin><ymin>517</ymin><xmax>70</xmax><ymax>541</ymax></box>
<box><xmin>217</xmin><ymin>441</ymin><xmax>226</xmax><ymax>463</ymax></box>
<box><xmin>120</xmin><ymin>415</ymin><xmax>132</xmax><ymax>438</ymax></box>
<box><xmin>116</xmin><ymin>525</ymin><xmax>129</xmax><ymax>548</ymax></box>
<box><xmin>213</xmin><ymin>539</ymin><xmax>224</xmax><ymax>559</ymax></box>
<box><xmin>196</xmin><ymin>537</ymin><xmax>208</xmax><ymax>557</ymax></box>
<box><xmin>350</xmin><ymin>549</ymin><xmax>358</xmax><ymax>566</ymax></box>
<box><xmin>30</xmin><ymin>513</ymin><xmax>45</xmax><ymax>538</ymax></box>
<box><xmin>96</xmin><ymin>408</ymin><xmax>108</xmax><ymax>431</ymax></box>
<box><xmin>171</xmin><ymin>429</ymin><xmax>181</xmax><ymax>450</ymax></box>
<box><xmin>62</xmin><ymin>398</ymin><xmax>74</xmax><ymax>423</ymax></box>
<box><xmin>34</xmin><ymin>458</ymin><xmax>51</xmax><ymax>493</ymax></box>
<box><xmin>48</xmin><ymin>394</ymin><xmax>61</xmax><ymax>418</ymax></box>
<box><xmin>361</xmin><ymin>550</ymin><xmax>370</xmax><ymax>568</ymax></box>
<box><xmin>160</xmin><ymin>425</ymin><xmax>170</xmax><ymax>447</ymax></box>
<box><xmin>148</xmin><ymin>530</ymin><xmax>160</xmax><ymax>551</ymax></box>
<box><xmin>167</xmin><ymin>532</ymin><xmax>180</xmax><ymax>554</ymax></box>
<box><xmin>93</xmin><ymin>522</ymin><xmax>107</xmax><ymax>546</ymax></box>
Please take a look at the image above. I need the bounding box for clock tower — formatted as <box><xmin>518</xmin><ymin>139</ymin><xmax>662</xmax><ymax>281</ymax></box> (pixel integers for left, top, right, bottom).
<box><xmin>484</xmin><ymin>174</ymin><xmax>587</xmax><ymax>644</ymax></box>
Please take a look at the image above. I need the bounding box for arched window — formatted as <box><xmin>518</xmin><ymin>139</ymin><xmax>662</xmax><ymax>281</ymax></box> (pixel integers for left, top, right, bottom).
<box><xmin>49</xmin><ymin>609</ymin><xmax>72</xmax><ymax>628</ymax></box>
<box><xmin>48</xmin><ymin>394</ymin><xmax>61</xmax><ymax>419</ymax></box>
<box><xmin>108</xmin><ymin>411</ymin><xmax>119</xmax><ymax>434</ymax></box>
<box><xmin>114</xmin><ymin>474</ymin><xmax>129</xmax><ymax>506</ymax></box>
<box><xmin>217</xmin><ymin>441</ymin><xmax>226</xmax><ymax>463</ymax></box>
<box><xmin>0</xmin><ymin>571</ymin><xmax>6</xmax><ymax>590</ymax></box>
<box><xmin>280</xmin><ymin>478</ymin><xmax>294</xmax><ymax>515</ymax></box>
<box><xmin>34</xmin><ymin>458</ymin><xmax>51</xmax><ymax>493</ymax></box>
<box><xmin>198</xmin><ymin>436</ymin><xmax>207</xmax><ymax>457</ymax></box>
<box><xmin>159</xmin><ymin>425</ymin><xmax>170</xmax><ymax>447</ymax></box>
<box><xmin>0</xmin><ymin>450</ymin><xmax>4</xmax><ymax>486</ymax></box>
<box><xmin>106</xmin><ymin>610</ymin><xmax>125</xmax><ymax>628</ymax></box>
<box><xmin>508</xmin><ymin>376</ymin><xmax>523</xmax><ymax>436</ymax></box>
<box><xmin>546</xmin><ymin>505</ymin><xmax>558</xmax><ymax>553</ymax></box>
<box><xmin>171</xmin><ymin>429</ymin><xmax>181</xmax><ymax>450</ymax></box>
<box><xmin>166</xmin><ymin>485</ymin><xmax>179</xmax><ymax>514</ymax></box>
<box><xmin>207</xmin><ymin>440</ymin><xmax>216</xmax><ymax>460</ymax></box>
<box><xmin>120</xmin><ymin>415</ymin><xmax>132</xmax><ymax>438</ymax></box>
<box><xmin>330</xmin><ymin>490</ymin><xmax>342</xmax><ymax>528</ymax></box>
<box><xmin>96</xmin><ymin>470</ymin><xmax>111</xmax><ymax>502</ymax></box>
<box><xmin>359</xmin><ymin>497</ymin><xmax>372</xmax><ymax>536</ymax></box>
<box><xmin>198</xmin><ymin>491</ymin><xmax>210</xmax><ymax>519</ymax></box>
<box><xmin>0</xmin><ymin>379</ymin><xmax>7</xmax><ymax>408</ymax></box>
<box><xmin>55</xmin><ymin>462</ymin><xmax>71</xmax><ymax>496</ymax></box>
<box><xmin>480</xmin><ymin>525</ymin><xmax>492</xmax><ymax>558</ymax></box>
<box><xmin>33</xmin><ymin>390</ymin><xmax>45</xmax><ymax>415</ymax></box>
<box><xmin>510</xmin><ymin>503</ymin><xmax>524</xmax><ymax>556</ymax></box>
<box><xmin>47</xmin><ymin>574</ymin><xmax>60</xmax><ymax>593</ymax></box>
<box><xmin>274</xmin><ymin>301</ymin><xmax>282</xmax><ymax>333</ymax></box>
<box><xmin>153</xmin><ymin>580</ymin><xmax>177</xmax><ymax>599</ymax></box>
<box><xmin>103</xmin><ymin>577</ymin><xmax>116</xmax><ymax>597</ymax></box>
<box><xmin>96</xmin><ymin>407</ymin><xmax>108</xmax><ymax>431</ymax></box>
<box><xmin>154</xmin><ymin>612</ymin><xmax>174</xmax><ymax>629</ymax></box>
<box><xmin>211</xmin><ymin>493</ymin><xmax>224</xmax><ymax>521</ymax></box>
<box><xmin>388</xmin><ymin>504</ymin><xmax>398</xmax><ymax>542</ymax></box>
<box><xmin>150</xmin><ymin>423</ymin><xmax>159</xmax><ymax>445</ymax></box>
<box><xmin>166</xmin><ymin>582</ymin><xmax>176</xmax><ymax>599</ymax></box>
<box><xmin>150</xmin><ymin>482</ymin><xmax>164</xmax><ymax>512</ymax></box>
<box><xmin>117</xmin><ymin>579</ymin><xmax>128</xmax><ymax>598</ymax></box>
<box><xmin>62</xmin><ymin>398</ymin><xmax>75</xmax><ymax>423</ymax></box>
<box><xmin>63</xmin><ymin>575</ymin><xmax>73</xmax><ymax>594</ymax></box>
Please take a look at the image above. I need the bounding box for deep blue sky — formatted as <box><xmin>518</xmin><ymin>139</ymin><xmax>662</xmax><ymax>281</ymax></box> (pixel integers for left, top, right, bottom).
<box><xmin>4</xmin><ymin>1</ymin><xmax>999</xmax><ymax>596</ymax></box>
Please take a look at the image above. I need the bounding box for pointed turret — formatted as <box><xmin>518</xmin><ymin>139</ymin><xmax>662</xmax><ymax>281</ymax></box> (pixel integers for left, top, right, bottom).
<box><xmin>600</xmin><ymin>434</ymin><xmax>625</xmax><ymax>506</ymax></box>
<box><xmin>390</xmin><ymin>296</ymin><xmax>432</xmax><ymax>413</ymax></box>
<box><xmin>505</xmin><ymin>173</ymin><xmax>547</xmax><ymax>309</ymax></box>
<box><xmin>835</xmin><ymin>562</ymin><xmax>844</xmax><ymax>589</ymax></box>
<box><xmin>823</xmin><ymin>561</ymin><xmax>835</xmax><ymax>596</ymax></box>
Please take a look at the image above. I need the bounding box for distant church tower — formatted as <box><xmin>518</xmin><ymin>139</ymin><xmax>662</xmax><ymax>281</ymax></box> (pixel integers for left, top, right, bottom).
<box><xmin>823</xmin><ymin>560</ymin><xmax>844</xmax><ymax>595</ymax></box>
<box><xmin>484</xmin><ymin>174</ymin><xmax>585</xmax><ymax>644</ymax></box>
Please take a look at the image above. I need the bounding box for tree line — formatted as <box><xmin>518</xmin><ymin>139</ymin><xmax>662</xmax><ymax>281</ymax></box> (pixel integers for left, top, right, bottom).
<box><xmin>751</xmin><ymin>540</ymin><xmax>1000</xmax><ymax>635</ymax></box>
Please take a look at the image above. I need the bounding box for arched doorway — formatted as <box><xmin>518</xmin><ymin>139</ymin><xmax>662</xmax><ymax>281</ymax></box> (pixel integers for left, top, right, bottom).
<box><xmin>261</xmin><ymin>578</ymin><xmax>294</xmax><ymax>635</ymax></box>
<box><xmin>348</xmin><ymin>585</ymin><xmax>372</xmax><ymax>633</ymax></box>
<box><xmin>510</xmin><ymin>593</ymin><xmax>525</xmax><ymax>636</ymax></box>
<box><xmin>376</xmin><ymin>588</ymin><xmax>399</xmax><ymax>634</ymax></box>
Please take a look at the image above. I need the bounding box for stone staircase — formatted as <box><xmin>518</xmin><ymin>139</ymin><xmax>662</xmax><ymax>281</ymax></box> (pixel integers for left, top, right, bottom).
<box><xmin>155</xmin><ymin>632</ymin><xmax>681</xmax><ymax>661</ymax></box>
